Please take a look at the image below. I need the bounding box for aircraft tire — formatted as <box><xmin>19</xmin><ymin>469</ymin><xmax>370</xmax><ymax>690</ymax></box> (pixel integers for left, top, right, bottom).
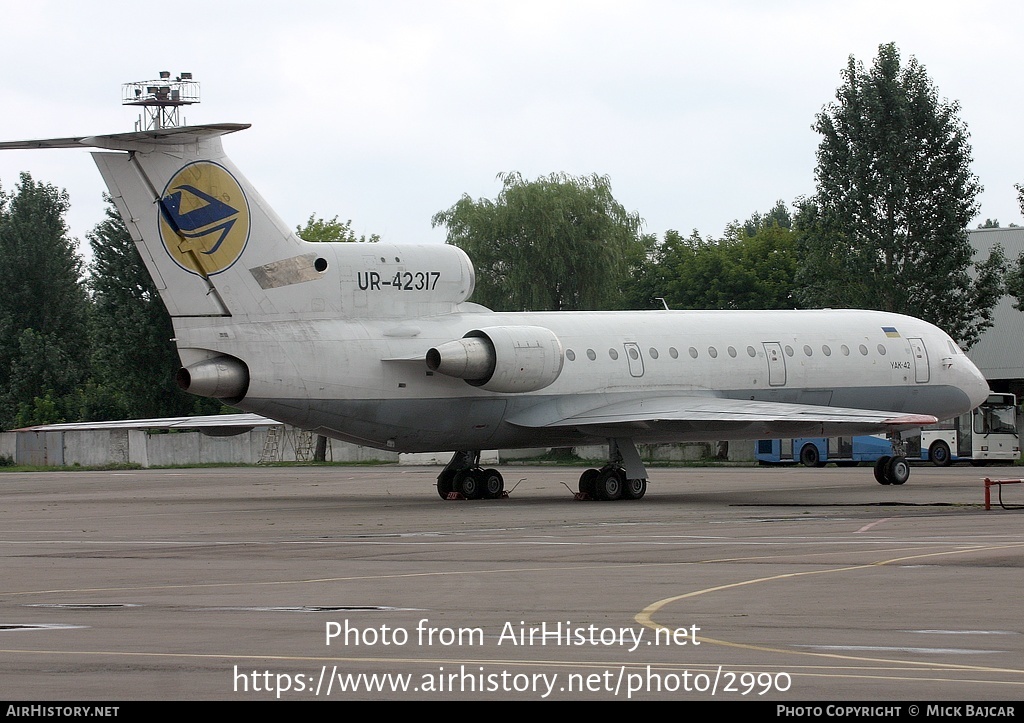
<box><xmin>594</xmin><ymin>468</ymin><xmax>624</xmax><ymax>501</ymax></box>
<box><xmin>482</xmin><ymin>468</ymin><xmax>504</xmax><ymax>498</ymax></box>
<box><xmin>886</xmin><ymin>456</ymin><xmax>910</xmax><ymax>485</ymax></box>
<box><xmin>437</xmin><ymin>470</ymin><xmax>455</xmax><ymax>499</ymax></box>
<box><xmin>623</xmin><ymin>477</ymin><xmax>647</xmax><ymax>500</ymax></box>
<box><xmin>874</xmin><ymin>456</ymin><xmax>892</xmax><ymax>485</ymax></box>
<box><xmin>455</xmin><ymin>470</ymin><xmax>484</xmax><ymax>500</ymax></box>
<box><xmin>578</xmin><ymin>468</ymin><xmax>598</xmax><ymax>496</ymax></box>
<box><xmin>929</xmin><ymin>441</ymin><xmax>952</xmax><ymax>467</ymax></box>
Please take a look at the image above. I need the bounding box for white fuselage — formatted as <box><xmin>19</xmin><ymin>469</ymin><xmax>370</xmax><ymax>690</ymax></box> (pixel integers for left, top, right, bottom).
<box><xmin>173</xmin><ymin>307</ymin><xmax>989</xmax><ymax>453</ymax></box>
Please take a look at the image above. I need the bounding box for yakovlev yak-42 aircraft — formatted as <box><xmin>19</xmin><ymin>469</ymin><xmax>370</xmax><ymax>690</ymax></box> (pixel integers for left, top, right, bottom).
<box><xmin>1</xmin><ymin>124</ymin><xmax>991</xmax><ymax>500</ymax></box>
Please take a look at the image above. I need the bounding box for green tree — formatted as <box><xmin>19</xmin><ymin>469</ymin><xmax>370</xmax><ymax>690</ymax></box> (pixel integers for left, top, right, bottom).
<box><xmin>1008</xmin><ymin>186</ymin><xmax>1024</xmax><ymax>312</ymax></box>
<box><xmin>296</xmin><ymin>214</ymin><xmax>379</xmax><ymax>243</ymax></box>
<box><xmin>796</xmin><ymin>42</ymin><xmax>1003</xmax><ymax>348</ymax></box>
<box><xmin>1006</xmin><ymin>257</ymin><xmax>1024</xmax><ymax>312</ymax></box>
<box><xmin>432</xmin><ymin>172</ymin><xmax>643</xmax><ymax>311</ymax></box>
<box><xmin>0</xmin><ymin>173</ymin><xmax>90</xmax><ymax>427</ymax></box>
<box><xmin>629</xmin><ymin>203</ymin><xmax>798</xmax><ymax>311</ymax></box>
<box><xmin>741</xmin><ymin>199</ymin><xmax>792</xmax><ymax>236</ymax></box>
<box><xmin>87</xmin><ymin>200</ymin><xmax>220</xmax><ymax>419</ymax></box>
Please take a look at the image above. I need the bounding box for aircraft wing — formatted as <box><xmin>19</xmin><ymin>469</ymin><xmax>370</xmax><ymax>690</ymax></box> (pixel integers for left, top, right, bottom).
<box><xmin>507</xmin><ymin>396</ymin><xmax>937</xmax><ymax>439</ymax></box>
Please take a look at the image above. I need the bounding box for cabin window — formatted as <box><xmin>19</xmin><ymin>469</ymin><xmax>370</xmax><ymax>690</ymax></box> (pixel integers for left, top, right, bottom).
<box><xmin>566</xmin><ymin>350</ymin><xmax>576</xmax><ymax>361</ymax></box>
<box><xmin>627</xmin><ymin>347</ymin><xmax>639</xmax><ymax>360</ymax></box>
<box><xmin>822</xmin><ymin>345</ymin><xmax>832</xmax><ymax>356</ymax></box>
<box><xmin>803</xmin><ymin>345</ymin><xmax>813</xmax><ymax>356</ymax></box>
<box><xmin>746</xmin><ymin>346</ymin><xmax>756</xmax><ymax>357</ymax></box>
<box><xmin>689</xmin><ymin>347</ymin><xmax>698</xmax><ymax>359</ymax></box>
<box><xmin>727</xmin><ymin>346</ymin><xmax>737</xmax><ymax>358</ymax></box>
<box><xmin>841</xmin><ymin>345</ymin><xmax>850</xmax><ymax>356</ymax></box>
<box><xmin>785</xmin><ymin>345</ymin><xmax>794</xmax><ymax>357</ymax></box>
<box><xmin>609</xmin><ymin>348</ymin><xmax>619</xmax><ymax>360</ymax></box>
<box><xmin>649</xmin><ymin>348</ymin><xmax>659</xmax><ymax>359</ymax></box>
<box><xmin>859</xmin><ymin>344</ymin><xmax>868</xmax><ymax>355</ymax></box>
<box><xmin>877</xmin><ymin>344</ymin><xmax>887</xmax><ymax>355</ymax></box>
<box><xmin>708</xmin><ymin>347</ymin><xmax>718</xmax><ymax>358</ymax></box>
<box><xmin>586</xmin><ymin>349</ymin><xmax>596</xmax><ymax>361</ymax></box>
<box><xmin>669</xmin><ymin>347</ymin><xmax>679</xmax><ymax>359</ymax></box>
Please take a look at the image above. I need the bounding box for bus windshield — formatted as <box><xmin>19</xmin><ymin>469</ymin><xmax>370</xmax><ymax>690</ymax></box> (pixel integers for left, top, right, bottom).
<box><xmin>974</xmin><ymin>405</ymin><xmax>1018</xmax><ymax>435</ymax></box>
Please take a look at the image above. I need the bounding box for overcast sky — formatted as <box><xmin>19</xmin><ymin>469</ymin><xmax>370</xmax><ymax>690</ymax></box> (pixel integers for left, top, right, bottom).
<box><xmin>1</xmin><ymin>0</ymin><xmax>1022</xmax><ymax>259</ymax></box>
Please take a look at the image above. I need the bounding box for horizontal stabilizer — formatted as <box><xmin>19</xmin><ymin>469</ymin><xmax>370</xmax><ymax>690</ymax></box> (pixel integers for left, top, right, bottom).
<box><xmin>0</xmin><ymin>124</ymin><xmax>250</xmax><ymax>152</ymax></box>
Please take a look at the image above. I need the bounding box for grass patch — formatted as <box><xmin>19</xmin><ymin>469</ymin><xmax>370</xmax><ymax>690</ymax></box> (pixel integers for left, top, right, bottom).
<box><xmin>0</xmin><ymin>462</ymin><xmax>144</xmax><ymax>473</ymax></box>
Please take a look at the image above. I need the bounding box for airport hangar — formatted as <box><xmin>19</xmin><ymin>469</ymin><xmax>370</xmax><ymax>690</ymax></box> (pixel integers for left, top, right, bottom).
<box><xmin>966</xmin><ymin>226</ymin><xmax>1024</xmax><ymax>399</ymax></box>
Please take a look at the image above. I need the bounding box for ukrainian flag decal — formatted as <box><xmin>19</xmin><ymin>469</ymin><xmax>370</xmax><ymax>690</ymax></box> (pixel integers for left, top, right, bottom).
<box><xmin>882</xmin><ymin>326</ymin><xmax>901</xmax><ymax>338</ymax></box>
<box><xmin>157</xmin><ymin>161</ymin><xmax>251</xmax><ymax>276</ymax></box>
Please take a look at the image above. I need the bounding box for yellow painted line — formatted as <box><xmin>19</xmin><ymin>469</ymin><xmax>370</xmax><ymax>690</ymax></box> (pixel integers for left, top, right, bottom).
<box><xmin>0</xmin><ymin>647</ymin><xmax>1020</xmax><ymax>684</ymax></box>
<box><xmin>635</xmin><ymin>542</ymin><xmax>1024</xmax><ymax>677</ymax></box>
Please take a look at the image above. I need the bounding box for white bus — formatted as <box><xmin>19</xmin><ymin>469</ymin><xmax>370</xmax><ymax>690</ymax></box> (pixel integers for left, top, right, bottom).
<box><xmin>918</xmin><ymin>393</ymin><xmax>1019</xmax><ymax>466</ymax></box>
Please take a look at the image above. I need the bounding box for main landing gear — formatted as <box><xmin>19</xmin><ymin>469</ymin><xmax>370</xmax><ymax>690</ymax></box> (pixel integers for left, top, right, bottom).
<box><xmin>436</xmin><ymin>451</ymin><xmax>506</xmax><ymax>500</ymax></box>
<box><xmin>576</xmin><ymin>438</ymin><xmax>649</xmax><ymax>501</ymax></box>
<box><xmin>873</xmin><ymin>432</ymin><xmax>910</xmax><ymax>486</ymax></box>
<box><xmin>437</xmin><ymin>438</ymin><xmax>651</xmax><ymax>502</ymax></box>
<box><xmin>577</xmin><ymin>466</ymin><xmax>647</xmax><ymax>500</ymax></box>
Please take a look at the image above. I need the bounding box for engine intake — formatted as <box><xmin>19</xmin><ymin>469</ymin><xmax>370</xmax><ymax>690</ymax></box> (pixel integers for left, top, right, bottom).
<box><xmin>426</xmin><ymin>326</ymin><xmax>563</xmax><ymax>393</ymax></box>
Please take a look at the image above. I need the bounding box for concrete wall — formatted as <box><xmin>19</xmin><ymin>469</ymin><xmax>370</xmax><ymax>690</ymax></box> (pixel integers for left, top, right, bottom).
<box><xmin>64</xmin><ymin>430</ymin><xmax>130</xmax><ymax>466</ymax></box>
<box><xmin>0</xmin><ymin>431</ymin><xmax>15</xmax><ymax>461</ymax></box>
<box><xmin>8</xmin><ymin>425</ymin><xmax>399</xmax><ymax>468</ymax></box>
<box><xmin>137</xmin><ymin>428</ymin><xmax>268</xmax><ymax>467</ymax></box>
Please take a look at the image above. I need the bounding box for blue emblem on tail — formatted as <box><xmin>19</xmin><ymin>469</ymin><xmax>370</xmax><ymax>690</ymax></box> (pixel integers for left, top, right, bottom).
<box><xmin>157</xmin><ymin>160</ymin><xmax>250</xmax><ymax>277</ymax></box>
<box><xmin>160</xmin><ymin>184</ymin><xmax>238</xmax><ymax>255</ymax></box>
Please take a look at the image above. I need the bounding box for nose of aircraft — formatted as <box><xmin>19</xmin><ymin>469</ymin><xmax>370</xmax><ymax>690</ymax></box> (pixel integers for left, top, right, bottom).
<box><xmin>961</xmin><ymin>353</ymin><xmax>991</xmax><ymax>410</ymax></box>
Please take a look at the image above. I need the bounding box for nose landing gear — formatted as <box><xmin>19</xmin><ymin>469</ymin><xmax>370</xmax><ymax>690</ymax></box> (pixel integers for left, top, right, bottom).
<box><xmin>874</xmin><ymin>433</ymin><xmax>910</xmax><ymax>486</ymax></box>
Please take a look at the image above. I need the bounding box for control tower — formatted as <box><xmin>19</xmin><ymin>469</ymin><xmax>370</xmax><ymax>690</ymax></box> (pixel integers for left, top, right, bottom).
<box><xmin>122</xmin><ymin>71</ymin><xmax>199</xmax><ymax>130</ymax></box>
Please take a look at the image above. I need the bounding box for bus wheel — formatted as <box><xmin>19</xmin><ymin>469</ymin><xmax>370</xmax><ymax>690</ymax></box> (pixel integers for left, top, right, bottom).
<box><xmin>799</xmin><ymin>444</ymin><xmax>821</xmax><ymax>468</ymax></box>
<box><xmin>929</xmin><ymin>440</ymin><xmax>952</xmax><ymax>467</ymax></box>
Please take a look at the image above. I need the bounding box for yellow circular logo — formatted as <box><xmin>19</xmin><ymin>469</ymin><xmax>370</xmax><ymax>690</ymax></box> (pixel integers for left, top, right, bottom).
<box><xmin>157</xmin><ymin>161</ymin><xmax>250</xmax><ymax>276</ymax></box>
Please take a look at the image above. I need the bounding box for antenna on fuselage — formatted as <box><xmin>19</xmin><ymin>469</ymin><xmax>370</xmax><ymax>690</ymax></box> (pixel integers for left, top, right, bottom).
<box><xmin>122</xmin><ymin>71</ymin><xmax>200</xmax><ymax>131</ymax></box>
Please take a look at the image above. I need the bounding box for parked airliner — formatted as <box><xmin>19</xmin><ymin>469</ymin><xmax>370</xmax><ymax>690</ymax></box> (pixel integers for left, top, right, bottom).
<box><xmin>0</xmin><ymin>124</ymin><xmax>990</xmax><ymax>500</ymax></box>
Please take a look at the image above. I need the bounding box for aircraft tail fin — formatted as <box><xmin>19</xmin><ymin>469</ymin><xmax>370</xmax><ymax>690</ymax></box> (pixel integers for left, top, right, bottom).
<box><xmin>82</xmin><ymin>124</ymin><xmax>308</xmax><ymax>318</ymax></box>
<box><xmin>0</xmin><ymin>124</ymin><xmax>477</xmax><ymax>322</ymax></box>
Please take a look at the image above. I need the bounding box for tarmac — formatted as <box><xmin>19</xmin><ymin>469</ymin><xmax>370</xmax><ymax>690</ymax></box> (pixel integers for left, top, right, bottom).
<box><xmin>1</xmin><ymin>463</ymin><xmax>1022</xmax><ymax>701</ymax></box>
